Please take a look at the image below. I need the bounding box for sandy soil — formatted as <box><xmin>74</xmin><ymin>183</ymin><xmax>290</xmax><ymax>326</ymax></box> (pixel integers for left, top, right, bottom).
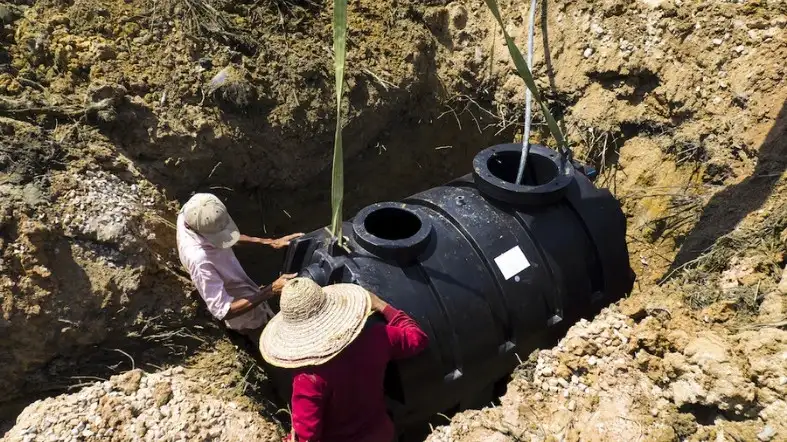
<box><xmin>1</xmin><ymin>0</ymin><xmax>785</xmax><ymax>440</ymax></box>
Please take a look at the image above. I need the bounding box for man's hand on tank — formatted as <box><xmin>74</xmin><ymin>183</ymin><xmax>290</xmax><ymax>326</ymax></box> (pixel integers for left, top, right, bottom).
<box><xmin>272</xmin><ymin>273</ymin><xmax>298</xmax><ymax>294</ymax></box>
<box><xmin>270</xmin><ymin>233</ymin><xmax>304</xmax><ymax>249</ymax></box>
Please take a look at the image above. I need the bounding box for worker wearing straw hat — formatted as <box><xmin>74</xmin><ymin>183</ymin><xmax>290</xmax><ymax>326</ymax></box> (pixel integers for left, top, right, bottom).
<box><xmin>176</xmin><ymin>193</ymin><xmax>303</xmax><ymax>338</ymax></box>
<box><xmin>260</xmin><ymin>278</ymin><xmax>429</xmax><ymax>442</ymax></box>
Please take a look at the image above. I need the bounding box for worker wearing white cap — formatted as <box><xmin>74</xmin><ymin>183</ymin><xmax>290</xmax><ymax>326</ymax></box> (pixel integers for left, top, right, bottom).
<box><xmin>176</xmin><ymin>193</ymin><xmax>302</xmax><ymax>338</ymax></box>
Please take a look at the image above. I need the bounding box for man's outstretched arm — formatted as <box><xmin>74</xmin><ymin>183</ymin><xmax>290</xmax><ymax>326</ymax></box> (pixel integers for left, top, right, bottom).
<box><xmin>237</xmin><ymin>233</ymin><xmax>304</xmax><ymax>249</ymax></box>
<box><xmin>223</xmin><ymin>273</ymin><xmax>297</xmax><ymax>320</ymax></box>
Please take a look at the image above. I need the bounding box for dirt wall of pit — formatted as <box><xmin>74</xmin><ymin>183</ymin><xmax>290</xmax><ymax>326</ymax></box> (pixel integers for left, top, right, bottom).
<box><xmin>1</xmin><ymin>0</ymin><xmax>786</xmax><ymax>435</ymax></box>
<box><xmin>0</xmin><ymin>0</ymin><xmax>517</xmax><ymax>415</ymax></box>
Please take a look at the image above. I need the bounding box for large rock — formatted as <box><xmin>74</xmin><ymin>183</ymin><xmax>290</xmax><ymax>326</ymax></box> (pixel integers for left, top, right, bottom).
<box><xmin>664</xmin><ymin>332</ymin><xmax>757</xmax><ymax>413</ymax></box>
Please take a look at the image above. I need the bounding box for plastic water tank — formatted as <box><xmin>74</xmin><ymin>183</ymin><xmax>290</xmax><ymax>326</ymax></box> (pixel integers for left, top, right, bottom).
<box><xmin>277</xmin><ymin>143</ymin><xmax>635</xmax><ymax>427</ymax></box>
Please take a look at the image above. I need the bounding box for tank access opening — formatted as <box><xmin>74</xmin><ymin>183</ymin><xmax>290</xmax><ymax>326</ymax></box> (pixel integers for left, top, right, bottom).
<box><xmin>487</xmin><ymin>150</ymin><xmax>559</xmax><ymax>186</ymax></box>
<box><xmin>364</xmin><ymin>207</ymin><xmax>423</xmax><ymax>240</ymax></box>
<box><xmin>472</xmin><ymin>143</ymin><xmax>575</xmax><ymax>206</ymax></box>
<box><xmin>352</xmin><ymin>203</ymin><xmax>433</xmax><ymax>263</ymax></box>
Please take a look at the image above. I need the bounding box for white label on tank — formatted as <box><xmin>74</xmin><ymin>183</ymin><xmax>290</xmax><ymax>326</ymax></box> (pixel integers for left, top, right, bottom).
<box><xmin>494</xmin><ymin>246</ymin><xmax>530</xmax><ymax>280</ymax></box>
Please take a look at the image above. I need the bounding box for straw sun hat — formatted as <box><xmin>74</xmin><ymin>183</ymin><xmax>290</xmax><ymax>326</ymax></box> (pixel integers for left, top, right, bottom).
<box><xmin>259</xmin><ymin>278</ymin><xmax>371</xmax><ymax>368</ymax></box>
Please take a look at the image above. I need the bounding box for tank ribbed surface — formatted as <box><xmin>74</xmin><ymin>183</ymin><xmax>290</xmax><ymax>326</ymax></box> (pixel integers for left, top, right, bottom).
<box><xmin>275</xmin><ymin>144</ymin><xmax>635</xmax><ymax>428</ymax></box>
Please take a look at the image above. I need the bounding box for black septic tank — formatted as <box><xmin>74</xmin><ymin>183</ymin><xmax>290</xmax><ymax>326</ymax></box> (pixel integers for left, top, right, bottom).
<box><xmin>278</xmin><ymin>143</ymin><xmax>635</xmax><ymax>428</ymax></box>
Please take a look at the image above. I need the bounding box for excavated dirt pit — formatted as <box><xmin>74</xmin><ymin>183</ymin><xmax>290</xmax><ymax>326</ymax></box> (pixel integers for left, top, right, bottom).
<box><xmin>2</xmin><ymin>0</ymin><xmax>787</xmax><ymax>440</ymax></box>
<box><xmin>225</xmin><ymin>112</ymin><xmax>518</xmax><ymax>282</ymax></box>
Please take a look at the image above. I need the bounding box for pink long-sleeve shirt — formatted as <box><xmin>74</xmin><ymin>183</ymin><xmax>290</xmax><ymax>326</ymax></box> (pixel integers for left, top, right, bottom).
<box><xmin>176</xmin><ymin>214</ymin><xmax>273</xmax><ymax>331</ymax></box>
<box><xmin>288</xmin><ymin>305</ymin><xmax>429</xmax><ymax>442</ymax></box>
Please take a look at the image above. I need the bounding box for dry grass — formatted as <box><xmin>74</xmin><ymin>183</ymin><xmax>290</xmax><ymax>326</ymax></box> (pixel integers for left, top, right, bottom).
<box><xmin>663</xmin><ymin>201</ymin><xmax>787</xmax><ymax>313</ymax></box>
<box><xmin>185</xmin><ymin>336</ymin><xmax>285</xmax><ymax>426</ymax></box>
<box><xmin>0</xmin><ymin>96</ymin><xmax>117</xmax><ymax>122</ymax></box>
<box><xmin>148</xmin><ymin>0</ymin><xmax>319</xmax><ymax>50</ymax></box>
<box><xmin>572</xmin><ymin>123</ymin><xmax>621</xmax><ymax>171</ymax></box>
<box><xmin>149</xmin><ymin>0</ymin><xmax>255</xmax><ymax>52</ymax></box>
<box><xmin>645</xmin><ymin>194</ymin><xmax>704</xmax><ymax>244</ymax></box>
<box><xmin>666</xmin><ymin>140</ymin><xmax>708</xmax><ymax>167</ymax></box>
<box><xmin>438</xmin><ymin>92</ymin><xmax>524</xmax><ymax>136</ymax></box>
<box><xmin>662</xmin><ymin>138</ymin><xmax>708</xmax><ymax>182</ymax></box>
<box><xmin>566</xmin><ymin>121</ymin><xmax>624</xmax><ymax>192</ymax></box>
<box><xmin>672</xmin><ymin>203</ymin><xmax>787</xmax><ymax>279</ymax></box>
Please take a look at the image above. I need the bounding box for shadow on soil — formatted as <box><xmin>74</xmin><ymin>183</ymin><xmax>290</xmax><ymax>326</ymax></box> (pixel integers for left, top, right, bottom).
<box><xmin>216</xmin><ymin>109</ymin><xmax>516</xmax><ymax>284</ymax></box>
<box><xmin>665</xmin><ymin>100</ymin><xmax>787</xmax><ymax>276</ymax></box>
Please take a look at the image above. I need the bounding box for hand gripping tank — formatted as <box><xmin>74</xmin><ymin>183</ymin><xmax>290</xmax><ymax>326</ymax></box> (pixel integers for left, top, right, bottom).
<box><xmin>276</xmin><ymin>143</ymin><xmax>635</xmax><ymax>428</ymax></box>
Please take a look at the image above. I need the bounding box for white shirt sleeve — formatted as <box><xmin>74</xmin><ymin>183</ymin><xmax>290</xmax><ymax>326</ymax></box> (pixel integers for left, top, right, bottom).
<box><xmin>191</xmin><ymin>261</ymin><xmax>233</xmax><ymax>320</ymax></box>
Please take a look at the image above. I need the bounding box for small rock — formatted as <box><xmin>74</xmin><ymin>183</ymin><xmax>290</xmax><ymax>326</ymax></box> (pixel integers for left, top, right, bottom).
<box><xmin>114</xmin><ymin>370</ymin><xmax>143</xmax><ymax>395</ymax></box>
<box><xmin>152</xmin><ymin>382</ymin><xmax>173</xmax><ymax>407</ymax></box>
<box><xmin>533</xmin><ymin>392</ymin><xmax>544</xmax><ymax>401</ymax></box>
<box><xmin>583</xmin><ymin>47</ymin><xmax>594</xmax><ymax>58</ymax></box>
<box><xmin>758</xmin><ymin>425</ymin><xmax>776</xmax><ymax>442</ymax></box>
<box><xmin>92</xmin><ymin>42</ymin><xmax>117</xmax><ymax>61</ymax></box>
<box><xmin>448</xmin><ymin>4</ymin><xmax>468</xmax><ymax>30</ymax></box>
<box><xmin>86</xmin><ymin>82</ymin><xmax>127</xmax><ymax>105</ymax></box>
<box><xmin>712</xmin><ymin>38</ymin><xmax>723</xmax><ymax>45</ymax></box>
<box><xmin>198</xmin><ymin>57</ymin><xmax>213</xmax><ymax>69</ymax></box>
<box><xmin>588</xmin><ymin>356</ymin><xmax>598</xmax><ymax>366</ymax></box>
<box><xmin>567</xmin><ymin>400</ymin><xmax>576</xmax><ymax>411</ymax></box>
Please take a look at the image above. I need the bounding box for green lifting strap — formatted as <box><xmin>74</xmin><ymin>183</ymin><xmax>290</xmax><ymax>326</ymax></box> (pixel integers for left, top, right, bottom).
<box><xmin>330</xmin><ymin>0</ymin><xmax>348</xmax><ymax>244</ymax></box>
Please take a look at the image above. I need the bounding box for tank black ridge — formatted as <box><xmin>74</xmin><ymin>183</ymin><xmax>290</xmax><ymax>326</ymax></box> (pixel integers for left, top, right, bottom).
<box><xmin>276</xmin><ymin>143</ymin><xmax>635</xmax><ymax>428</ymax></box>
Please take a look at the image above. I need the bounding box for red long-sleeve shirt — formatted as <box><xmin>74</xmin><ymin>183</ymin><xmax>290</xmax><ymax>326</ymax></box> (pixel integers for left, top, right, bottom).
<box><xmin>287</xmin><ymin>305</ymin><xmax>429</xmax><ymax>442</ymax></box>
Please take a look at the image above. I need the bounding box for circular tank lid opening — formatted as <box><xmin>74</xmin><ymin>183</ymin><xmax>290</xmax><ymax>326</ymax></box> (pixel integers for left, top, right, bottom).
<box><xmin>487</xmin><ymin>150</ymin><xmax>559</xmax><ymax>186</ymax></box>
<box><xmin>363</xmin><ymin>207</ymin><xmax>423</xmax><ymax>240</ymax></box>
<box><xmin>473</xmin><ymin>143</ymin><xmax>575</xmax><ymax>206</ymax></box>
<box><xmin>352</xmin><ymin>203</ymin><xmax>432</xmax><ymax>262</ymax></box>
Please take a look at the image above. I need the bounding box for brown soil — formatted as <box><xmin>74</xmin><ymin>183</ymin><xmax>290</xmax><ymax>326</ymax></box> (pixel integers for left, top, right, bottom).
<box><xmin>1</xmin><ymin>0</ymin><xmax>786</xmax><ymax>440</ymax></box>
